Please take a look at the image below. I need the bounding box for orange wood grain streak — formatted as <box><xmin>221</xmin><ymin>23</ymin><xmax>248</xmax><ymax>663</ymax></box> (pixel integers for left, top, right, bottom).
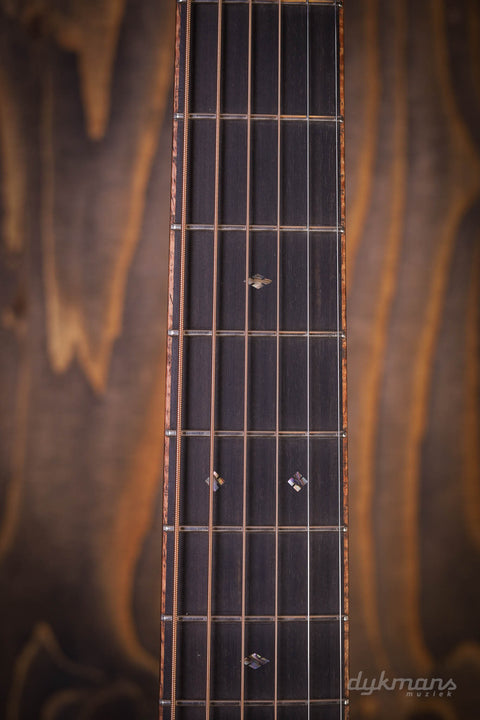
<box><xmin>73</xmin><ymin>0</ymin><xmax>127</xmax><ymax>141</ymax></box>
<box><xmin>400</xmin><ymin>203</ymin><xmax>461</xmax><ymax>675</ymax></box>
<box><xmin>396</xmin><ymin>0</ymin><xmax>480</xmax><ymax>674</ymax></box>
<box><xmin>7</xmin><ymin>624</ymin><xmax>104</xmax><ymax>720</ymax></box>
<box><xmin>353</xmin><ymin>0</ymin><xmax>407</xmax><ymax>673</ymax></box>
<box><xmin>40</xmin><ymin>689</ymin><xmax>88</xmax><ymax>720</ymax></box>
<box><xmin>41</xmin><ymin>4</ymin><xmax>175</xmax><ymax>393</ymax></box>
<box><xmin>346</xmin><ymin>0</ymin><xmax>379</xmax><ymax>288</ymax></box>
<box><xmin>8</xmin><ymin>0</ymin><xmax>128</xmax><ymax>140</ymax></box>
<box><xmin>0</xmin><ymin>65</ymin><xmax>26</xmax><ymax>255</ymax></box>
<box><xmin>98</xmin><ymin>364</ymin><xmax>165</xmax><ymax>676</ymax></box>
<box><xmin>75</xmin><ymin>681</ymin><xmax>144</xmax><ymax>719</ymax></box>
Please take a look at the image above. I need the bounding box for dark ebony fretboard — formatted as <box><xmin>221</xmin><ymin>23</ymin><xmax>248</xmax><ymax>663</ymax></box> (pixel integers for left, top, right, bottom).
<box><xmin>161</xmin><ymin>1</ymin><xmax>347</xmax><ymax>718</ymax></box>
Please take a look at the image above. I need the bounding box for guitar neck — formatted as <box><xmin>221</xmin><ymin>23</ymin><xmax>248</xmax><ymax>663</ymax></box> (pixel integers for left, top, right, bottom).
<box><xmin>161</xmin><ymin>1</ymin><xmax>348</xmax><ymax>717</ymax></box>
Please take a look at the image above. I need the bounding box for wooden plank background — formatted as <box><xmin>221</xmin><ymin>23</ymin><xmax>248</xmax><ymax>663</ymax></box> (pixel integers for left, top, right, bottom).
<box><xmin>346</xmin><ymin>1</ymin><xmax>480</xmax><ymax>718</ymax></box>
<box><xmin>0</xmin><ymin>1</ymin><xmax>478</xmax><ymax>719</ymax></box>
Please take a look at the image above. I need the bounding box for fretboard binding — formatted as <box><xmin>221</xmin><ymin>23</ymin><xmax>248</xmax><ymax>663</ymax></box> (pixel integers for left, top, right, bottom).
<box><xmin>162</xmin><ymin>614</ymin><xmax>347</xmax><ymax>622</ymax></box>
<box><xmin>174</xmin><ymin>113</ymin><xmax>343</xmax><ymax>122</ymax></box>
<box><xmin>160</xmin><ymin>699</ymin><xmax>349</xmax><ymax>707</ymax></box>
<box><xmin>163</xmin><ymin>525</ymin><xmax>348</xmax><ymax>533</ymax></box>
<box><xmin>168</xmin><ymin>329</ymin><xmax>344</xmax><ymax>338</ymax></box>
<box><xmin>171</xmin><ymin>223</ymin><xmax>345</xmax><ymax>233</ymax></box>
<box><xmin>165</xmin><ymin>430</ymin><xmax>347</xmax><ymax>438</ymax></box>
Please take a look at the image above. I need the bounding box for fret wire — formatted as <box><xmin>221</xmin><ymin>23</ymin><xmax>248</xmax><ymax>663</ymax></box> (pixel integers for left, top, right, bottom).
<box><xmin>167</xmin><ymin>430</ymin><xmax>347</xmax><ymax>437</ymax></box>
<box><xmin>171</xmin><ymin>223</ymin><xmax>344</xmax><ymax>231</ymax></box>
<box><xmin>176</xmin><ymin>0</ymin><xmax>343</xmax><ymax>5</ymax></box>
<box><xmin>162</xmin><ymin>699</ymin><xmax>348</xmax><ymax>707</ymax></box>
<box><xmin>240</xmin><ymin>0</ymin><xmax>253</xmax><ymax>717</ymax></box>
<box><xmin>170</xmin><ymin>0</ymin><xmax>193</xmax><ymax>715</ymax></box>
<box><xmin>274</xmin><ymin>2</ymin><xmax>281</xmax><ymax>717</ymax></box>
<box><xmin>306</xmin><ymin>0</ymin><xmax>311</xmax><ymax>715</ymax></box>
<box><xmin>173</xmin><ymin>112</ymin><xmax>343</xmax><ymax>121</ymax></box>
<box><xmin>168</xmin><ymin>329</ymin><xmax>345</xmax><ymax>337</ymax></box>
<box><xmin>162</xmin><ymin>614</ymin><xmax>346</xmax><ymax>622</ymax></box>
<box><xmin>173</xmin><ymin>225</ymin><xmax>343</xmax><ymax>231</ymax></box>
<box><xmin>205</xmin><ymin>0</ymin><xmax>223</xmax><ymax>715</ymax></box>
<box><xmin>335</xmin><ymin>4</ymin><xmax>343</xmax><ymax>717</ymax></box>
<box><xmin>163</xmin><ymin>525</ymin><xmax>348</xmax><ymax>533</ymax></box>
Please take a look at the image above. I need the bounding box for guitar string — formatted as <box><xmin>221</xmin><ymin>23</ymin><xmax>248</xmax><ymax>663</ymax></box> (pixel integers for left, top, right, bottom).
<box><xmin>240</xmin><ymin>0</ymin><xmax>253</xmax><ymax>717</ymax></box>
<box><xmin>335</xmin><ymin>4</ymin><xmax>343</xmax><ymax>717</ymax></box>
<box><xmin>274</xmin><ymin>1</ymin><xmax>282</xmax><ymax>717</ymax></box>
<box><xmin>170</xmin><ymin>0</ymin><xmax>193</xmax><ymax>716</ymax></box>
<box><xmin>306</xmin><ymin>0</ymin><xmax>311</xmax><ymax>717</ymax></box>
<box><xmin>205</xmin><ymin>0</ymin><xmax>224</xmax><ymax>716</ymax></box>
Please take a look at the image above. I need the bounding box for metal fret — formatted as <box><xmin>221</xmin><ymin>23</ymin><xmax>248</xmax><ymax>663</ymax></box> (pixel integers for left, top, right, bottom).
<box><xmin>176</xmin><ymin>0</ymin><xmax>343</xmax><ymax>5</ymax></box>
<box><xmin>165</xmin><ymin>429</ymin><xmax>347</xmax><ymax>437</ymax></box>
<box><xmin>170</xmin><ymin>223</ymin><xmax>345</xmax><ymax>232</ymax></box>
<box><xmin>168</xmin><ymin>329</ymin><xmax>344</xmax><ymax>337</ymax></box>
<box><xmin>161</xmin><ymin>699</ymin><xmax>349</xmax><ymax>706</ymax></box>
<box><xmin>163</xmin><ymin>525</ymin><xmax>348</xmax><ymax>532</ymax></box>
<box><xmin>174</xmin><ymin>112</ymin><xmax>343</xmax><ymax>121</ymax></box>
<box><xmin>163</xmin><ymin>616</ymin><xmax>348</xmax><ymax>621</ymax></box>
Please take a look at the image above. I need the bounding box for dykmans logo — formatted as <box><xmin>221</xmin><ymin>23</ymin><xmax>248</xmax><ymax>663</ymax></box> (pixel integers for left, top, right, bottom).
<box><xmin>349</xmin><ymin>671</ymin><xmax>457</xmax><ymax>697</ymax></box>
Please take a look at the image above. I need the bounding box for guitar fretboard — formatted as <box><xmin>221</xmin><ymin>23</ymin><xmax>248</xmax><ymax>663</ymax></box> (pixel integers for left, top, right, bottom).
<box><xmin>161</xmin><ymin>1</ymin><xmax>347</xmax><ymax>718</ymax></box>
